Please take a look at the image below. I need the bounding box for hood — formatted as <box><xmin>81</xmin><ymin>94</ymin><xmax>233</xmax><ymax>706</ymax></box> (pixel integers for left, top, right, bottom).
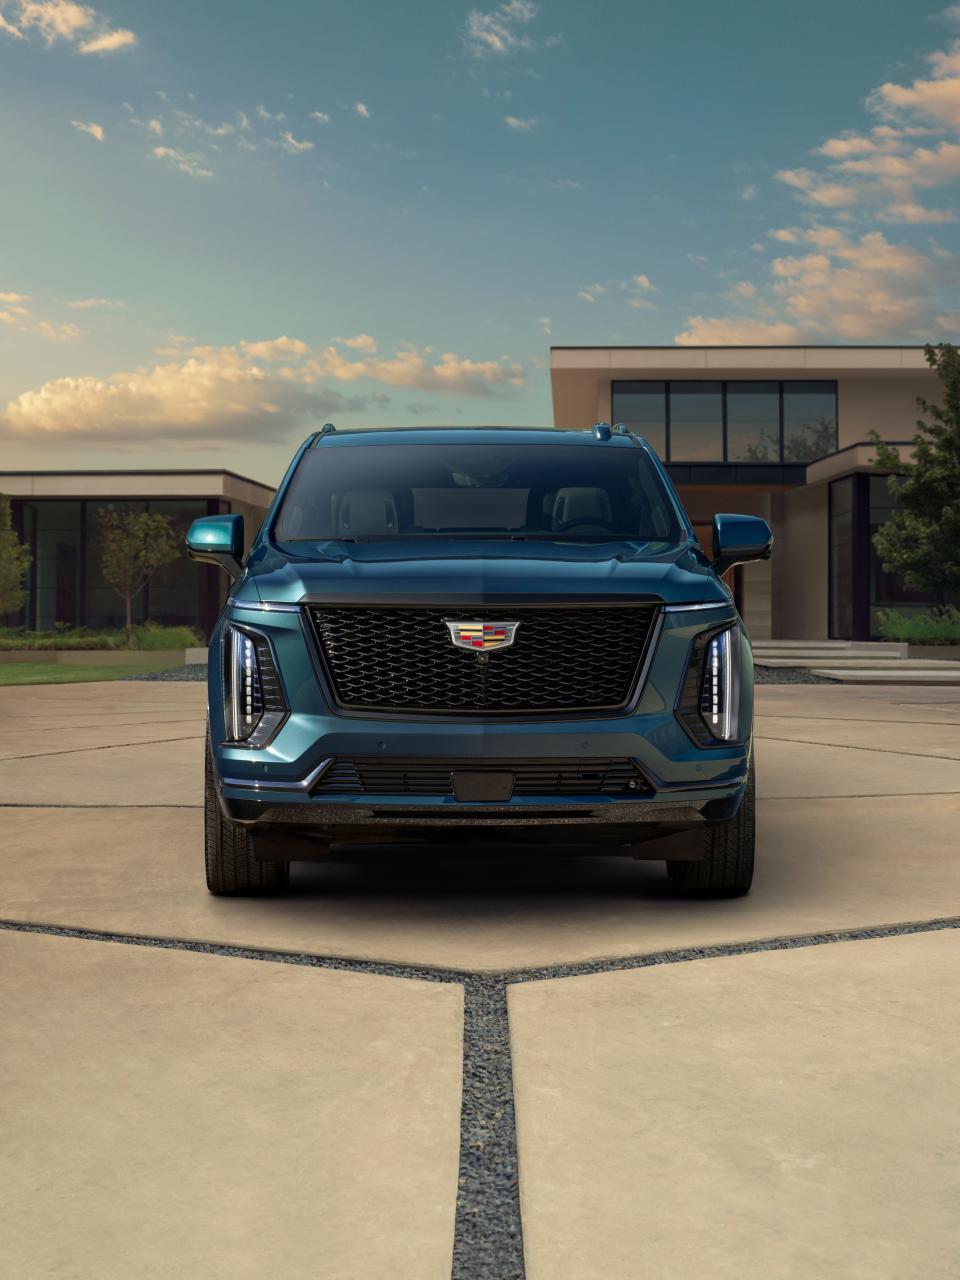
<box><xmin>240</xmin><ymin>537</ymin><xmax>728</xmax><ymax>606</ymax></box>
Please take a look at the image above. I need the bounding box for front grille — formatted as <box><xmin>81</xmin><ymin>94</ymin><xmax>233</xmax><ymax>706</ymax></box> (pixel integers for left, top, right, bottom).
<box><xmin>308</xmin><ymin>605</ymin><xmax>658</xmax><ymax>713</ymax></box>
<box><xmin>314</xmin><ymin>758</ymin><xmax>651</xmax><ymax>796</ymax></box>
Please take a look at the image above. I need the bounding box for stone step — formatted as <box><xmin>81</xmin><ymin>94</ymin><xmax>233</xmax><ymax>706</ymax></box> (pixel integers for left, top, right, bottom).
<box><xmin>811</xmin><ymin>667</ymin><xmax>960</xmax><ymax>685</ymax></box>
<box><xmin>755</xmin><ymin>657</ymin><xmax>960</xmax><ymax>670</ymax></box>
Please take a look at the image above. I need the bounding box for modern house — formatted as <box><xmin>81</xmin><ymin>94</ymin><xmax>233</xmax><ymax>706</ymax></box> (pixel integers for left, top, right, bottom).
<box><xmin>551</xmin><ymin>345</ymin><xmax>942</xmax><ymax>640</ymax></box>
<box><xmin>0</xmin><ymin>470</ymin><xmax>275</xmax><ymax>638</ymax></box>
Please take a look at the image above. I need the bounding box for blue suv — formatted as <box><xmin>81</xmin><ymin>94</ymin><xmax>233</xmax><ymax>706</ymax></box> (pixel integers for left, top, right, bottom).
<box><xmin>187</xmin><ymin>424</ymin><xmax>772</xmax><ymax>898</ymax></box>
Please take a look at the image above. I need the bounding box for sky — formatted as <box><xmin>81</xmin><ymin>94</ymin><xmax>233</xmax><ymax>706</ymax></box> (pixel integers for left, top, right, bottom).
<box><xmin>1</xmin><ymin>0</ymin><xmax>960</xmax><ymax>484</ymax></box>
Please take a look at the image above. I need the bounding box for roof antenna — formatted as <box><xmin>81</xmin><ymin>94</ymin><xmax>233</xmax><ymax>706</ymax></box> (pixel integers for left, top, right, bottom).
<box><xmin>592</xmin><ymin>422</ymin><xmax>611</xmax><ymax>440</ymax></box>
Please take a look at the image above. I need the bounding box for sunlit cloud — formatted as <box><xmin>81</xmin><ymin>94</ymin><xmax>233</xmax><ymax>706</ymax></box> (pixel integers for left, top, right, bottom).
<box><xmin>310</xmin><ymin>111</ymin><xmax>331</xmax><ymax>124</ymax></box>
<box><xmin>0</xmin><ymin>1</ymin><xmax>137</xmax><ymax>53</ymax></box>
<box><xmin>70</xmin><ymin>119</ymin><xmax>104</xmax><ymax>141</ymax></box>
<box><xmin>504</xmin><ymin>114</ymin><xmax>540</xmax><ymax>131</ymax></box>
<box><xmin>152</xmin><ymin>145</ymin><xmax>213</xmax><ymax>178</ymax></box>
<box><xmin>279</xmin><ymin>130</ymin><xmax>314</xmax><ymax>153</ymax></box>
<box><xmin>0</xmin><ymin>337</ymin><xmax>526</xmax><ymax>443</ymax></box>
<box><xmin>66</xmin><ymin>297</ymin><xmax>123</xmax><ymax>309</ymax></box>
<box><xmin>355</xmin><ymin>101</ymin><xmax>371</xmax><ymax>118</ymax></box>
<box><xmin>463</xmin><ymin>1</ymin><xmax>559</xmax><ymax>58</ymax></box>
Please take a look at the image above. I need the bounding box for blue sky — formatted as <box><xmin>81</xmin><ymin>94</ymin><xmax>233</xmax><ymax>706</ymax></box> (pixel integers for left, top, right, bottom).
<box><xmin>1</xmin><ymin>0</ymin><xmax>959</xmax><ymax>482</ymax></box>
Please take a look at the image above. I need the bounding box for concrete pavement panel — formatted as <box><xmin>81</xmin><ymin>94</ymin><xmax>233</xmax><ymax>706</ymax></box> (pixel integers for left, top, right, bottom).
<box><xmin>509</xmin><ymin>930</ymin><xmax>960</xmax><ymax>1280</ymax></box>
<box><xmin>0</xmin><ymin>929</ymin><xmax>462</xmax><ymax>1280</ymax></box>
<box><xmin>2</xmin><ymin>791</ymin><xmax>958</xmax><ymax>969</ymax></box>
<box><xmin>0</xmin><ymin>736</ymin><xmax>203</xmax><ymax>806</ymax></box>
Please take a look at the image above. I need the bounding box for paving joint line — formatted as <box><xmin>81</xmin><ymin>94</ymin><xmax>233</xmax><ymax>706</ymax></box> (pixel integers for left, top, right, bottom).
<box><xmin>755</xmin><ymin>734</ymin><xmax>960</xmax><ymax>762</ymax></box>
<box><xmin>4</xmin><ymin>912</ymin><xmax>959</xmax><ymax>1280</ymax></box>
<box><xmin>2</xmin><ymin>736</ymin><xmax>201</xmax><ymax>762</ymax></box>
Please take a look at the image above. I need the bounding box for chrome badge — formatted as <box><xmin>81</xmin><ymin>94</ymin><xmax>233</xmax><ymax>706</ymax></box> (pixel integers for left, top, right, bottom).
<box><xmin>444</xmin><ymin>620</ymin><xmax>520</xmax><ymax>653</ymax></box>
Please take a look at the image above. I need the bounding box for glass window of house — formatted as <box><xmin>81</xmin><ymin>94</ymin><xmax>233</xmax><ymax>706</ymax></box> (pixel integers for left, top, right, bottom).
<box><xmin>726</xmin><ymin>382</ymin><xmax>781</xmax><ymax>462</ymax></box>
<box><xmin>611</xmin><ymin>382</ymin><xmax>666</xmax><ymax>458</ymax></box>
<box><xmin>783</xmin><ymin>382</ymin><xmax>837</xmax><ymax>462</ymax></box>
<box><xmin>668</xmin><ymin>382</ymin><xmax>723</xmax><ymax>461</ymax></box>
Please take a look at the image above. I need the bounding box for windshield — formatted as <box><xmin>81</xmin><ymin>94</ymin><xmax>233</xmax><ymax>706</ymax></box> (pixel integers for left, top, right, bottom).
<box><xmin>273</xmin><ymin>442</ymin><xmax>683</xmax><ymax>542</ymax></box>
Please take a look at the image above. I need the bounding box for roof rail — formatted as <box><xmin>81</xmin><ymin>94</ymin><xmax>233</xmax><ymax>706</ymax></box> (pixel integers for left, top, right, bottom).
<box><xmin>614</xmin><ymin>422</ymin><xmax>631</xmax><ymax>435</ymax></box>
<box><xmin>319</xmin><ymin>422</ymin><xmax>336</xmax><ymax>435</ymax></box>
<box><xmin>592</xmin><ymin>421</ymin><xmax>611</xmax><ymax>440</ymax></box>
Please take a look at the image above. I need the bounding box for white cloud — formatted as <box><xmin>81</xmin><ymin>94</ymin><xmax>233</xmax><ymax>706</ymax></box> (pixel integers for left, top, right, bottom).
<box><xmin>463</xmin><ymin>0</ymin><xmax>547</xmax><ymax>57</ymax></box>
<box><xmin>71</xmin><ymin>119</ymin><xmax>104</xmax><ymax>141</ymax></box>
<box><xmin>577</xmin><ymin>283</ymin><xmax>606</xmax><ymax>303</ymax></box>
<box><xmin>310</xmin><ymin>111</ymin><xmax>331</xmax><ymax>124</ymax></box>
<box><xmin>255</xmin><ymin>104</ymin><xmax>285</xmax><ymax>123</ymax></box>
<box><xmin>145</xmin><ymin>117</ymin><xmax>163</xmax><ymax>136</ymax></box>
<box><xmin>629</xmin><ymin>274</ymin><xmax>657</xmax><ymax>292</ymax></box>
<box><xmin>0</xmin><ymin>1</ymin><xmax>136</xmax><ymax>52</ymax></box>
<box><xmin>152</xmin><ymin>145</ymin><xmax>213</xmax><ymax>178</ymax></box>
<box><xmin>66</xmin><ymin>297</ymin><xmax>122</xmax><ymax>309</ymax></box>
<box><xmin>237</xmin><ymin>110</ymin><xmax>251</xmax><ymax>131</ymax></box>
<box><xmin>0</xmin><ymin>291</ymin><xmax>30</xmax><ymax>305</ymax></box>
<box><xmin>78</xmin><ymin>25</ymin><xmax>134</xmax><ymax>52</ymax></box>
<box><xmin>538</xmin><ymin>316</ymin><xmax>551</xmax><ymax>336</ymax></box>
<box><xmin>0</xmin><ymin>337</ymin><xmax>526</xmax><ymax>443</ymax></box>
<box><xmin>280</xmin><ymin>130</ymin><xmax>314</xmax><ymax>153</ymax></box>
<box><xmin>340</xmin><ymin>334</ymin><xmax>377</xmax><ymax>351</ymax></box>
<box><xmin>504</xmin><ymin>114</ymin><xmax>540</xmax><ymax>131</ymax></box>
<box><xmin>739</xmin><ymin>184</ymin><xmax>758</xmax><ymax>200</ymax></box>
<box><xmin>355</xmin><ymin>101</ymin><xmax>371</xmax><ymax>118</ymax></box>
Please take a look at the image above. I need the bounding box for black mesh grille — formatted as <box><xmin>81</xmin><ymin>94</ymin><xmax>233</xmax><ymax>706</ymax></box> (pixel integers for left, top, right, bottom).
<box><xmin>314</xmin><ymin>758</ymin><xmax>650</xmax><ymax>796</ymax></box>
<box><xmin>308</xmin><ymin>605</ymin><xmax>658</xmax><ymax>713</ymax></box>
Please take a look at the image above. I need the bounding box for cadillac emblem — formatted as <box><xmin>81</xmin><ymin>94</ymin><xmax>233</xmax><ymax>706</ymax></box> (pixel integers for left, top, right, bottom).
<box><xmin>444</xmin><ymin>620</ymin><xmax>520</xmax><ymax>653</ymax></box>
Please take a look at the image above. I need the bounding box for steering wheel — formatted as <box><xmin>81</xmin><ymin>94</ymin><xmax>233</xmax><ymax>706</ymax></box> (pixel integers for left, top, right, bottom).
<box><xmin>553</xmin><ymin>517</ymin><xmax>614</xmax><ymax>533</ymax></box>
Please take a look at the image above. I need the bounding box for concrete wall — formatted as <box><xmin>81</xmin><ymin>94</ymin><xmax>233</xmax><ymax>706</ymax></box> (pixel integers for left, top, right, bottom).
<box><xmin>778</xmin><ymin>484</ymin><xmax>829</xmax><ymax>639</ymax></box>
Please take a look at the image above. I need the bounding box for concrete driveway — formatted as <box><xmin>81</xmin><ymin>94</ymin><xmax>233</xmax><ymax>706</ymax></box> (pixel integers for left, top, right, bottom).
<box><xmin>1</xmin><ymin>680</ymin><xmax>958</xmax><ymax>1278</ymax></box>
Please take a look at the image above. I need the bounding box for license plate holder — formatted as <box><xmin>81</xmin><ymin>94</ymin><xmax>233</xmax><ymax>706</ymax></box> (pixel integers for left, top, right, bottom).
<box><xmin>451</xmin><ymin>771</ymin><xmax>515</xmax><ymax>803</ymax></box>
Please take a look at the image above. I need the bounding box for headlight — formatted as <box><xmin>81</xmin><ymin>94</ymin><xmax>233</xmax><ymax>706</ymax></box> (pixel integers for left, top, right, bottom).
<box><xmin>676</xmin><ymin>624</ymin><xmax>741</xmax><ymax>745</ymax></box>
<box><xmin>223</xmin><ymin>622</ymin><xmax>287</xmax><ymax>748</ymax></box>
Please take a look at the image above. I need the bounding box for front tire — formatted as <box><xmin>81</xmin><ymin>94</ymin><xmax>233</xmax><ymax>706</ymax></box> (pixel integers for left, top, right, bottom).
<box><xmin>667</xmin><ymin>757</ymin><xmax>755</xmax><ymax>897</ymax></box>
<box><xmin>204</xmin><ymin>737</ymin><xmax>289</xmax><ymax>895</ymax></box>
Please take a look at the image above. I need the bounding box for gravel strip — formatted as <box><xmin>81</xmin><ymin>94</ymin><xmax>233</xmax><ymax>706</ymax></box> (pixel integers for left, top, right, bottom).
<box><xmin>121</xmin><ymin>664</ymin><xmax>208</xmax><ymax>681</ymax></box>
<box><xmin>453</xmin><ymin>977</ymin><xmax>525</xmax><ymax>1280</ymax></box>
<box><xmin>754</xmin><ymin>665</ymin><xmax>841</xmax><ymax>685</ymax></box>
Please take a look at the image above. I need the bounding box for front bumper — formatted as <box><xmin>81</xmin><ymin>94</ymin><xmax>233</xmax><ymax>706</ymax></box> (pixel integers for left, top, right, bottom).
<box><xmin>209</xmin><ymin>601</ymin><xmax>753</xmax><ymax>836</ymax></box>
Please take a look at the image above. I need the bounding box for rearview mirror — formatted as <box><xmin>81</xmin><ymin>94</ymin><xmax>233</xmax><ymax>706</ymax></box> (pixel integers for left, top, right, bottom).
<box><xmin>712</xmin><ymin>513</ymin><xmax>773</xmax><ymax>577</ymax></box>
<box><xmin>186</xmin><ymin>514</ymin><xmax>245</xmax><ymax>580</ymax></box>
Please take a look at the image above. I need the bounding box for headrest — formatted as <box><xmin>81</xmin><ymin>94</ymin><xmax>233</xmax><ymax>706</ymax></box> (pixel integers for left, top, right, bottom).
<box><xmin>552</xmin><ymin>487</ymin><xmax>612</xmax><ymax>529</ymax></box>
<box><xmin>336</xmin><ymin>490</ymin><xmax>399</xmax><ymax>536</ymax></box>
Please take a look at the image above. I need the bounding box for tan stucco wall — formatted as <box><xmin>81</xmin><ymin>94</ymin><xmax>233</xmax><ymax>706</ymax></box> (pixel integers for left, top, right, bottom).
<box><xmin>835</xmin><ymin>376</ymin><xmax>931</xmax><ymax>448</ymax></box>
<box><xmin>778</xmin><ymin>484</ymin><xmax>829</xmax><ymax>639</ymax></box>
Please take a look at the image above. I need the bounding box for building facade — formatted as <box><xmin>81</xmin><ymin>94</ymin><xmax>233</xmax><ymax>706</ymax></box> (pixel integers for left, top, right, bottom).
<box><xmin>0</xmin><ymin>470</ymin><xmax>274</xmax><ymax>638</ymax></box>
<box><xmin>551</xmin><ymin>345</ymin><xmax>944</xmax><ymax>640</ymax></box>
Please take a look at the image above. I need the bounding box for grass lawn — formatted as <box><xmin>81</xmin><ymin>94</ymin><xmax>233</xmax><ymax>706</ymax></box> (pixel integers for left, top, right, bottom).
<box><xmin>0</xmin><ymin>659</ymin><xmax>181</xmax><ymax>686</ymax></box>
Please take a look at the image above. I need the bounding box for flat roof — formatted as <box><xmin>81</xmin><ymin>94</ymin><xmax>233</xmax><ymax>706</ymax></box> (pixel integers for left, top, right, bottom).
<box><xmin>551</xmin><ymin>344</ymin><xmax>935</xmax><ymax>373</ymax></box>
<box><xmin>0</xmin><ymin>469</ymin><xmax>275</xmax><ymax>505</ymax></box>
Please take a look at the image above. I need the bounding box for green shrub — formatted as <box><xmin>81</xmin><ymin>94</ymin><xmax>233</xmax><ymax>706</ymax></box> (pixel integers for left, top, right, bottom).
<box><xmin>874</xmin><ymin>606</ymin><xmax>960</xmax><ymax>644</ymax></box>
<box><xmin>0</xmin><ymin>623</ymin><xmax>204</xmax><ymax>651</ymax></box>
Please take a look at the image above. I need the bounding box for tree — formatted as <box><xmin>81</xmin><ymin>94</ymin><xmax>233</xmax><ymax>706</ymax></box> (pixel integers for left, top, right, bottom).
<box><xmin>868</xmin><ymin>343</ymin><xmax>960</xmax><ymax>598</ymax></box>
<box><xmin>0</xmin><ymin>495</ymin><xmax>31</xmax><ymax>619</ymax></box>
<box><xmin>96</xmin><ymin>508</ymin><xmax>181</xmax><ymax>647</ymax></box>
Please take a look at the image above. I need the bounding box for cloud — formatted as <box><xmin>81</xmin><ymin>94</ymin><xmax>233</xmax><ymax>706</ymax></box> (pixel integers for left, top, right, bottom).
<box><xmin>577</xmin><ymin>283</ymin><xmax>606</xmax><ymax>303</ymax></box>
<box><xmin>78</xmin><ymin>25</ymin><xmax>134</xmax><ymax>52</ymax></box>
<box><xmin>280</xmin><ymin>130</ymin><xmax>314</xmax><ymax>153</ymax></box>
<box><xmin>36</xmin><ymin>320</ymin><xmax>80</xmax><ymax>341</ymax></box>
<box><xmin>538</xmin><ymin>316</ymin><xmax>551</xmax><ymax>336</ymax></box>
<box><xmin>66</xmin><ymin>297</ymin><xmax>122</xmax><ymax>309</ymax></box>
<box><xmin>71</xmin><ymin>119</ymin><xmax>104</xmax><ymax>141</ymax></box>
<box><xmin>676</xmin><ymin>227</ymin><xmax>952</xmax><ymax>343</ymax></box>
<box><xmin>739</xmin><ymin>184</ymin><xmax>758</xmax><ymax>200</ymax></box>
<box><xmin>675</xmin><ymin>317</ymin><xmax>802</xmax><ymax>345</ymax></box>
<box><xmin>463</xmin><ymin>0</ymin><xmax>551</xmax><ymax>57</ymax></box>
<box><xmin>340</xmin><ymin>333</ymin><xmax>377</xmax><ymax>351</ymax></box>
<box><xmin>870</xmin><ymin>41</ymin><xmax>960</xmax><ymax>130</ymax></box>
<box><xmin>0</xmin><ymin>337</ymin><xmax>526</xmax><ymax>443</ymax></box>
<box><xmin>255</xmin><ymin>104</ymin><xmax>286</xmax><ymax>122</ymax></box>
<box><xmin>152</xmin><ymin>145</ymin><xmax>213</xmax><ymax>178</ymax></box>
<box><xmin>310</xmin><ymin>111</ymin><xmax>331</xmax><ymax>124</ymax></box>
<box><xmin>0</xmin><ymin>291</ymin><xmax>30</xmax><ymax>305</ymax></box>
<box><xmin>355</xmin><ymin>101</ymin><xmax>371</xmax><ymax>118</ymax></box>
<box><xmin>504</xmin><ymin>114</ymin><xmax>540</xmax><ymax>131</ymax></box>
<box><xmin>0</xmin><ymin>1</ymin><xmax>136</xmax><ymax>52</ymax></box>
<box><xmin>577</xmin><ymin>275</ymin><xmax>657</xmax><ymax>308</ymax></box>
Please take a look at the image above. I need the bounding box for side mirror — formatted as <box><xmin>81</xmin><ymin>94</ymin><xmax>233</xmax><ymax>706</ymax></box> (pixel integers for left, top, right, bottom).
<box><xmin>186</xmin><ymin>514</ymin><xmax>245</xmax><ymax>580</ymax></box>
<box><xmin>712</xmin><ymin>513</ymin><xmax>773</xmax><ymax>577</ymax></box>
